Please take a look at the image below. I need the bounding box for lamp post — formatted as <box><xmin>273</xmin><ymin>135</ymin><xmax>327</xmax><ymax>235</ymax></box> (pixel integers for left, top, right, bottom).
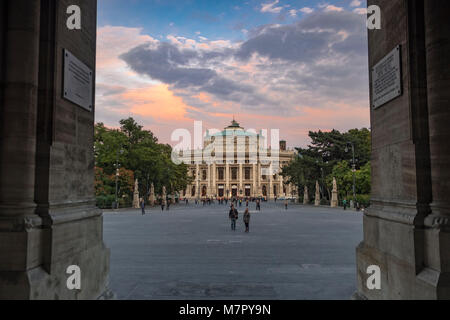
<box><xmin>345</xmin><ymin>142</ymin><xmax>357</xmax><ymax>208</ymax></box>
<box><xmin>114</xmin><ymin>148</ymin><xmax>124</xmax><ymax>209</ymax></box>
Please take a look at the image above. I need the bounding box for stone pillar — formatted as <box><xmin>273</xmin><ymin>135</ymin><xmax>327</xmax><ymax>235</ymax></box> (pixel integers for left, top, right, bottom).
<box><xmin>195</xmin><ymin>164</ymin><xmax>200</xmax><ymax>199</ymax></box>
<box><xmin>257</xmin><ymin>162</ymin><xmax>261</xmax><ymax>196</ymax></box>
<box><xmin>225</xmin><ymin>162</ymin><xmax>230</xmax><ymax>198</ymax></box>
<box><xmin>314</xmin><ymin>181</ymin><xmax>320</xmax><ymax>206</ymax></box>
<box><xmin>252</xmin><ymin>164</ymin><xmax>257</xmax><ymax>197</ymax></box>
<box><xmin>0</xmin><ymin>0</ymin><xmax>40</xmax><ymax>221</ymax></box>
<box><xmin>212</xmin><ymin>162</ymin><xmax>216</xmax><ymax>198</ymax></box>
<box><xmin>303</xmin><ymin>186</ymin><xmax>309</xmax><ymax>205</ymax></box>
<box><xmin>422</xmin><ymin>0</ymin><xmax>450</xmax><ymax>296</ymax></box>
<box><xmin>331</xmin><ymin>177</ymin><xmax>338</xmax><ymax>208</ymax></box>
<box><xmin>279</xmin><ymin>175</ymin><xmax>284</xmax><ymax>197</ymax></box>
<box><xmin>0</xmin><ymin>0</ymin><xmax>110</xmax><ymax>299</ymax></box>
<box><xmin>269</xmin><ymin>164</ymin><xmax>273</xmax><ymax>200</ymax></box>
<box><xmin>239</xmin><ymin>164</ymin><xmax>243</xmax><ymax>197</ymax></box>
<box><xmin>355</xmin><ymin>0</ymin><xmax>450</xmax><ymax>299</ymax></box>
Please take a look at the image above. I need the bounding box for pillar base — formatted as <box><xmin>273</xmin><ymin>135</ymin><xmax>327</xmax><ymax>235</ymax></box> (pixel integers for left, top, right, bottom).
<box><xmin>0</xmin><ymin>206</ymin><xmax>110</xmax><ymax>300</ymax></box>
<box><xmin>355</xmin><ymin>210</ymin><xmax>450</xmax><ymax>300</ymax></box>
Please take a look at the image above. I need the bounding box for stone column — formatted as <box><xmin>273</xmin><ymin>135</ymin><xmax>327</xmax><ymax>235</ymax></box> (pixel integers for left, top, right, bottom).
<box><xmin>422</xmin><ymin>0</ymin><xmax>450</xmax><ymax>296</ymax></box>
<box><xmin>279</xmin><ymin>174</ymin><xmax>284</xmax><ymax>197</ymax></box>
<box><xmin>0</xmin><ymin>0</ymin><xmax>110</xmax><ymax>299</ymax></box>
<box><xmin>252</xmin><ymin>164</ymin><xmax>257</xmax><ymax>197</ymax></box>
<box><xmin>257</xmin><ymin>162</ymin><xmax>261</xmax><ymax>196</ymax></box>
<box><xmin>0</xmin><ymin>0</ymin><xmax>40</xmax><ymax>221</ymax></box>
<box><xmin>212</xmin><ymin>162</ymin><xmax>216</xmax><ymax>197</ymax></box>
<box><xmin>269</xmin><ymin>164</ymin><xmax>273</xmax><ymax>200</ymax></box>
<box><xmin>355</xmin><ymin>0</ymin><xmax>450</xmax><ymax>299</ymax></box>
<box><xmin>225</xmin><ymin>162</ymin><xmax>230</xmax><ymax>198</ymax></box>
<box><xmin>239</xmin><ymin>164</ymin><xmax>243</xmax><ymax>197</ymax></box>
<box><xmin>195</xmin><ymin>164</ymin><xmax>200</xmax><ymax>199</ymax></box>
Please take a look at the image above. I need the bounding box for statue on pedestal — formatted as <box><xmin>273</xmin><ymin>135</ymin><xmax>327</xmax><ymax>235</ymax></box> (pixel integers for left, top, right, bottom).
<box><xmin>331</xmin><ymin>177</ymin><xmax>339</xmax><ymax>208</ymax></box>
<box><xmin>303</xmin><ymin>186</ymin><xmax>309</xmax><ymax>204</ymax></box>
<box><xmin>314</xmin><ymin>180</ymin><xmax>321</xmax><ymax>206</ymax></box>
<box><xmin>148</xmin><ymin>183</ymin><xmax>155</xmax><ymax>207</ymax></box>
<box><xmin>161</xmin><ymin>186</ymin><xmax>167</xmax><ymax>206</ymax></box>
<box><xmin>133</xmin><ymin>179</ymin><xmax>140</xmax><ymax>209</ymax></box>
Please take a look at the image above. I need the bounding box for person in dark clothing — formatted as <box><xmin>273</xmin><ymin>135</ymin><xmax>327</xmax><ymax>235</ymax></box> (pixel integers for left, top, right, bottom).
<box><xmin>243</xmin><ymin>208</ymin><xmax>250</xmax><ymax>233</ymax></box>
<box><xmin>140</xmin><ymin>199</ymin><xmax>146</xmax><ymax>215</ymax></box>
<box><xmin>256</xmin><ymin>199</ymin><xmax>261</xmax><ymax>211</ymax></box>
<box><xmin>229</xmin><ymin>204</ymin><xmax>238</xmax><ymax>231</ymax></box>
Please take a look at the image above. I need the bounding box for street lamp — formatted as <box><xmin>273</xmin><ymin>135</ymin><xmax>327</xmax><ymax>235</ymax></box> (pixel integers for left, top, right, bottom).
<box><xmin>114</xmin><ymin>148</ymin><xmax>124</xmax><ymax>209</ymax></box>
<box><xmin>345</xmin><ymin>142</ymin><xmax>356</xmax><ymax>208</ymax></box>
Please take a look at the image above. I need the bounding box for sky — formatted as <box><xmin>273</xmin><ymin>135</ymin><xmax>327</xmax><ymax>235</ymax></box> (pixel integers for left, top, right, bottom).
<box><xmin>96</xmin><ymin>0</ymin><xmax>370</xmax><ymax>147</ymax></box>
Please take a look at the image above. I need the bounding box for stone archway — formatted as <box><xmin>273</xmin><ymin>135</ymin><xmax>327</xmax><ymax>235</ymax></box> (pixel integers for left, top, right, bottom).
<box><xmin>0</xmin><ymin>0</ymin><xmax>110</xmax><ymax>299</ymax></box>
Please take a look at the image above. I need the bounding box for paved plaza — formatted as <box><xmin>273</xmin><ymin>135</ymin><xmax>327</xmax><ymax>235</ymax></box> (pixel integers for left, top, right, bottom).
<box><xmin>103</xmin><ymin>202</ymin><xmax>363</xmax><ymax>300</ymax></box>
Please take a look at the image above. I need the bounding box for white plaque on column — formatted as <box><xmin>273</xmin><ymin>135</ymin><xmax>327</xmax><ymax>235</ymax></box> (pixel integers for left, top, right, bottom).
<box><xmin>372</xmin><ymin>45</ymin><xmax>402</xmax><ymax>109</ymax></box>
<box><xmin>63</xmin><ymin>49</ymin><xmax>93</xmax><ymax>112</ymax></box>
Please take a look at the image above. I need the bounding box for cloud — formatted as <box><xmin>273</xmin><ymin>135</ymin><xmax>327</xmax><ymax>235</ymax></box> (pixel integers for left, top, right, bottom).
<box><xmin>102</xmin><ymin>9</ymin><xmax>370</xmax><ymax>146</ymax></box>
<box><xmin>289</xmin><ymin>7</ymin><xmax>314</xmax><ymax>17</ymax></box>
<box><xmin>323</xmin><ymin>5</ymin><xmax>344</xmax><ymax>12</ymax></box>
<box><xmin>353</xmin><ymin>8</ymin><xmax>367</xmax><ymax>14</ymax></box>
<box><xmin>260</xmin><ymin>0</ymin><xmax>284</xmax><ymax>14</ymax></box>
<box><xmin>350</xmin><ymin>0</ymin><xmax>362</xmax><ymax>7</ymax></box>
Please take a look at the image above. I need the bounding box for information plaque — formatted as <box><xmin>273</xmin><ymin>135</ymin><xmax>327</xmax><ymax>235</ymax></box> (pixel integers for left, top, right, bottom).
<box><xmin>63</xmin><ymin>49</ymin><xmax>93</xmax><ymax>112</ymax></box>
<box><xmin>371</xmin><ymin>45</ymin><xmax>402</xmax><ymax>109</ymax></box>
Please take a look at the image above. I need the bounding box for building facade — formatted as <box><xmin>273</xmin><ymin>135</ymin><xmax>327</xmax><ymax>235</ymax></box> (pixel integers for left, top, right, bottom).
<box><xmin>181</xmin><ymin>120</ymin><xmax>297</xmax><ymax>200</ymax></box>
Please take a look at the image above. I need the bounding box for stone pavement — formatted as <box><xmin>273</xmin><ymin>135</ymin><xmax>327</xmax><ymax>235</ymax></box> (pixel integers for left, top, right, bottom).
<box><xmin>103</xmin><ymin>202</ymin><xmax>363</xmax><ymax>300</ymax></box>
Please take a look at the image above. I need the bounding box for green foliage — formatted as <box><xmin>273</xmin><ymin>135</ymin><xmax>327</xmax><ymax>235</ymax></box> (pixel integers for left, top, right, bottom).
<box><xmin>282</xmin><ymin>128</ymin><xmax>371</xmax><ymax>204</ymax></box>
<box><xmin>94</xmin><ymin>118</ymin><xmax>192</xmax><ymax>206</ymax></box>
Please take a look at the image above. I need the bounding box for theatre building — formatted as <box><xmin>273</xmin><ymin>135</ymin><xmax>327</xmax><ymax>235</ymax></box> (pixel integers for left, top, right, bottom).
<box><xmin>181</xmin><ymin>120</ymin><xmax>297</xmax><ymax>200</ymax></box>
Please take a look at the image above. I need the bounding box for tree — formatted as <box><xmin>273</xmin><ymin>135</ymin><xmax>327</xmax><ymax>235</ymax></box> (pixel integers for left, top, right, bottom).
<box><xmin>94</xmin><ymin>118</ymin><xmax>191</xmax><ymax>206</ymax></box>
<box><xmin>282</xmin><ymin>128</ymin><xmax>371</xmax><ymax>203</ymax></box>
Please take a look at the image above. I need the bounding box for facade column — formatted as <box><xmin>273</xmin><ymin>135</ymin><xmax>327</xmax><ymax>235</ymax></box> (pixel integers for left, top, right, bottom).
<box><xmin>279</xmin><ymin>174</ymin><xmax>284</xmax><ymax>197</ymax></box>
<box><xmin>225</xmin><ymin>162</ymin><xmax>230</xmax><ymax>198</ymax></box>
<box><xmin>0</xmin><ymin>0</ymin><xmax>40</xmax><ymax>221</ymax></box>
<box><xmin>257</xmin><ymin>162</ymin><xmax>261</xmax><ymax>196</ymax></box>
<box><xmin>212</xmin><ymin>162</ymin><xmax>216</xmax><ymax>198</ymax></box>
<box><xmin>252</xmin><ymin>164</ymin><xmax>257</xmax><ymax>197</ymax></box>
<box><xmin>239</xmin><ymin>164</ymin><xmax>243</xmax><ymax>197</ymax></box>
<box><xmin>196</xmin><ymin>164</ymin><xmax>200</xmax><ymax>199</ymax></box>
<box><xmin>0</xmin><ymin>0</ymin><xmax>110</xmax><ymax>299</ymax></box>
<box><xmin>422</xmin><ymin>0</ymin><xmax>450</xmax><ymax>296</ymax></box>
<box><xmin>206</xmin><ymin>165</ymin><xmax>210</xmax><ymax>198</ymax></box>
<box><xmin>269</xmin><ymin>163</ymin><xmax>273</xmax><ymax>200</ymax></box>
<box><xmin>355</xmin><ymin>0</ymin><xmax>450</xmax><ymax>299</ymax></box>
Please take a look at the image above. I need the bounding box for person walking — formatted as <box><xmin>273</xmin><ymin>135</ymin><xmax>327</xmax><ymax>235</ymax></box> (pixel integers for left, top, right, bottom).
<box><xmin>140</xmin><ymin>198</ymin><xmax>146</xmax><ymax>215</ymax></box>
<box><xmin>243</xmin><ymin>208</ymin><xmax>250</xmax><ymax>233</ymax></box>
<box><xmin>343</xmin><ymin>199</ymin><xmax>347</xmax><ymax>210</ymax></box>
<box><xmin>256</xmin><ymin>199</ymin><xmax>261</xmax><ymax>211</ymax></box>
<box><xmin>284</xmin><ymin>199</ymin><xmax>288</xmax><ymax>210</ymax></box>
<box><xmin>229</xmin><ymin>204</ymin><xmax>238</xmax><ymax>231</ymax></box>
